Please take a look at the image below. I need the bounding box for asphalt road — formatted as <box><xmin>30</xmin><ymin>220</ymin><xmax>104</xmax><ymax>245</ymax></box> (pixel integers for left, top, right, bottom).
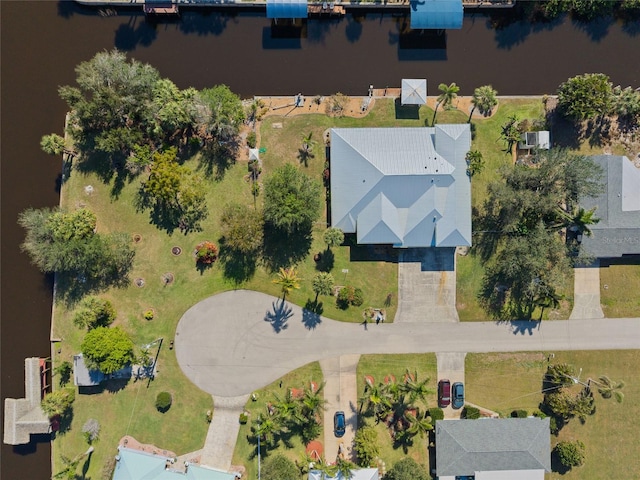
<box><xmin>175</xmin><ymin>290</ymin><xmax>640</xmax><ymax>398</ymax></box>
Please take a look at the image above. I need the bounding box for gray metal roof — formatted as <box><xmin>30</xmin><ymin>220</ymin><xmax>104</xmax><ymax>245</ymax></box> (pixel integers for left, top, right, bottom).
<box><xmin>580</xmin><ymin>155</ymin><xmax>640</xmax><ymax>258</ymax></box>
<box><xmin>330</xmin><ymin>125</ymin><xmax>471</xmax><ymax>248</ymax></box>
<box><xmin>435</xmin><ymin>418</ymin><xmax>551</xmax><ymax>477</ymax></box>
<box><xmin>74</xmin><ymin>354</ymin><xmax>106</xmax><ymax>387</ymax></box>
<box><xmin>401</xmin><ymin>79</ymin><xmax>427</xmax><ymax>105</ymax></box>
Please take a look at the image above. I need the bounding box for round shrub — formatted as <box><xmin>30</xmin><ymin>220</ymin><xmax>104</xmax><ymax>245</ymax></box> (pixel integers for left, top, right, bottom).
<box><xmin>239</xmin><ymin>412</ymin><xmax>248</xmax><ymax>424</ymax></box>
<box><xmin>512</xmin><ymin>409</ymin><xmax>528</xmax><ymax>418</ymax></box>
<box><xmin>337</xmin><ymin>286</ymin><xmax>353</xmax><ymax>310</ymax></box>
<box><xmin>352</xmin><ymin>288</ymin><xmax>364</xmax><ymax>307</ymax></box>
<box><xmin>155</xmin><ymin>392</ymin><xmax>172</xmax><ymax>413</ymax></box>
<box><xmin>463</xmin><ymin>406</ymin><xmax>480</xmax><ymax>419</ymax></box>
<box><xmin>143</xmin><ymin>309</ymin><xmax>154</xmax><ymax>321</ymax></box>
<box><xmin>429</xmin><ymin>407</ymin><xmax>445</xmax><ymax>421</ymax></box>
<box><xmin>195</xmin><ymin>241</ymin><xmax>218</xmax><ymax>264</ymax></box>
<box><xmin>555</xmin><ymin>440</ymin><xmax>586</xmax><ymax>469</ymax></box>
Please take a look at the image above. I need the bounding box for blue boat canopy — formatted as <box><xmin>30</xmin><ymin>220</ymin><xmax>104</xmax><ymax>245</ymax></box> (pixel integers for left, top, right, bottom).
<box><xmin>410</xmin><ymin>0</ymin><xmax>463</xmax><ymax>30</ymax></box>
<box><xmin>267</xmin><ymin>0</ymin><xmax>308</xmax><ymax>18</ymax></box>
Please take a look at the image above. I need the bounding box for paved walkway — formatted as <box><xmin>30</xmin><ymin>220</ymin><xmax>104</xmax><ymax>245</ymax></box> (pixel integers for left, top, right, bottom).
<box><xmin>570</xmin><ymin>262</ymin><xmax>605</xmax><ymax>319</ymax></box>
<box><xmin>200</xmin><ymin>394</ymin><xmax>249</xmax><ymax>471</ymax></box>
<box><xmin>395</xmin><ymin>248</ymin><xmax>459</xmax><ymax>323</ymax></box>
<box><xmin>435</xmin><ymin>352</ymin><xmax>466</xmax><ymax>419</ymax></box>
<box><xmin>175</xmin><ymin>290</ymin><xmax>640</xmax><ymax>398</ymax></box>
<box><xmin>320</xmin><ymin>355</ymin><xmax>360</xmax><ymax>464</ymax></box>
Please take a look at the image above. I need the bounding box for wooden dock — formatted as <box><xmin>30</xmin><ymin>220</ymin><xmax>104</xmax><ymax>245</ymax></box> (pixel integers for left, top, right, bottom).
<box><xmin>143</xmin><ymin>2</ymin><xmax>179</xmax><ymax>15</ymax></box>
<box><xmin>308</xmin><ymin>3</ymin><xmax>346</xmax><ymax>16</ymax></box>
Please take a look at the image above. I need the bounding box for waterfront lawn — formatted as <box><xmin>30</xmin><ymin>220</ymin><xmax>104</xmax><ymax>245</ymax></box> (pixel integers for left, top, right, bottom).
<box><xmin>231</xmin><ymin>362</ymin><xmax>324</xmax><ymax>480</ymax></box>
<box><xmin>600</xmin><ymin>257</ymin><xmax>640</xmax><ymax>317</ymax></box>
<box><xmin>355</xmin><ymin>354</ymin><xmax>437</xmax><ymax>468</ymax></box>
<box><xmin>465</xmin><ymin>351</ymin><xmax>640</xmax><ymax>479</ymax></box>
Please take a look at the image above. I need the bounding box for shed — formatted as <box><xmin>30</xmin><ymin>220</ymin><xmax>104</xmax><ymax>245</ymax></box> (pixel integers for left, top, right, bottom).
<box><xmin>73</xmin><ymin>354</ymin><xmax>106</xmax><ymax>387</ymax></box>
<box><xmin>410</xmin><ymin>0</ymin><xmax>463</xmax><ymax>30</ymax></box>
<box><xmin>401</xmin><ymin>79</ymin><xmax>427</xmax><ymax>105</ymax></box>
<box><xmin>266</xmin><ymin>0</ymin><xmax>308</xmax><ymax>19</ymax></box>
<box><xmin>519</xmin><ymin>131</ymin><xmax>550</xmax><ymax>150</ymax></box>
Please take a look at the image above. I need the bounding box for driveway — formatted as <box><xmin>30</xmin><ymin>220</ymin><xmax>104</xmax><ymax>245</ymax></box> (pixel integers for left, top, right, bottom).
<box><xmin>570</xmin><ymin>262</ymin><xmax>605</xmax><ymax>319</ymax></box>
<box><xmin>395</xmin><ymin>248</ymin><xmax>459</xmax><ymax>323</ymax></box>
<box><xmin>436</xmin><ymin>352</ymin><xmax>466</xmax><ymax>419</ymax></box>
<box><xmin>175</xmin><ymin>290</ymin><xmax>640</xmax><ymax>398</ymax></box>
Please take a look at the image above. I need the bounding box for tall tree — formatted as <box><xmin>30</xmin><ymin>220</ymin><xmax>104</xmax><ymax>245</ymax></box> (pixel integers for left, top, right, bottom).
<box><xmin>323</xmin><ymin>227</ymin><xmax>344</xmax><ymax>251</ymax></box>
<box><xmin>557</xmin><ymin>73</ymin><xmax>613</xmax><ymax>121</ymax></box>
<box><xmin>272</xmin><ymin>267</ymin><xmax>302</xmax><ymax>300</ymax></box>
<box><xmin>263</xmin><ymin>164</ymin><xmax>322</xmax><ymax>233</ymax></box>
<box><xmin>197</xmin><ymin>84</ymin><xmax>245</xmax><ymax>143</ymax></box>
<box><xmin>40</xmin><ymin>134</ymin><xmax>66</xmax><ymax>156</ymax></box>
<box><xmin>41</xmin><ymin>389</ymin><xmax>75</xmax><ymax>419</ymax></box>
<box><xmin>152</xmin><ymin>78</ymin><xmax>198</xmax><ymax>139</ymax></box>
<box><xmin>405</xmin><ymin>408</ymin><xmax>434</xmax><ymax>439</ymax></box>
<box><xmin>432</xmin><ymin>82</ymin><xmax>459</xmax><ymax>126</ymax></box>
<box><xmin>469</xmin><ymin>85</ymin><xmax>498</xmax><ymax>121</ymax></box>
<box><xmin>72</xmin><ymin>296</ymin><xmax>116</xmax><ymax>330</ymax></box>
<box><xmin>384</xmin><ymin>458</ymin><xmax>429</xmax><ymax>480</ymax></box>
<box><xmin>262</xmin><ymin>454</ymin><xmax>299</xmax><ymax>480</ymax></box>
<box><xmin>80</xmin><ymin>326</ymin><xmax>135</xmax><ymax>374</ymax></box>
<box><xmin>359</xmin><ymin>381</ymin><xmax>392</xmax><ymax>422</ymax></box>
<box><xmin>312</xmin><ymin>272</ymin><xmax>335</xmax><ymax>302</ymax></box>
<box><xmin>593</xmin><ymin>375</ymin><xmax>625</xmax><ymax>403</ymax></box>
<box><xmin>138</xmin><ymin>148</ymin><xmax>208</xmax><ymax>233</ymax></box>
<box><xmin>220</xmin><ymin>202</ymin><xmax>264</xmax><ymax>254</ymax></box>
<box><xmin>465</xmin><ymin>149</ymin><xmax>485</xmax><ymax>177</ymax></box>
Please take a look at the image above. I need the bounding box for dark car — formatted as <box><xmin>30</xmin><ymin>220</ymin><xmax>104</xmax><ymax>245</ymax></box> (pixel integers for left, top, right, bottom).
<box><xmin>438</xmin><ymin>379</ymin><xmax>451</xmax><ymax>408</ymax></box>
<box><xmin>452</xmin><ymin>382</ymin><xmax>465</xmax><ymax>409</ymax></box>
<box><xmin>334</xmin><ymin>411</ymin><xmax>346</xmax><ymax>437</ymax></box>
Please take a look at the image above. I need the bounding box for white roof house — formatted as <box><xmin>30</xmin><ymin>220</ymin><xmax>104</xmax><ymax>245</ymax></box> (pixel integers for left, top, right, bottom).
<box><xmin>330</xmin><ymin>125</ymin><xmax>471</xmax><ymax>248</ymax></box>
<box><xmin>309</xmin><ymin>468</ymin><xmax>379</xmax><ymax>480</ymax></box>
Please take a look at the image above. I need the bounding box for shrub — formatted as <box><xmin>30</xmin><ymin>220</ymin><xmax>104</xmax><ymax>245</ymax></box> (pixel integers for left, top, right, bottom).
<box><xmin>352</xmin><ymin>288</ymin><xmax>364</xmax><ymax>306</ymax></box>
<box><xmin>54</xmin><ymin>361</ymin><xmax>73</xmax><ymax>387</ymax></box>
<box><xmin>549</xmin><ymin>416</ymin><xmax>561</xmax><ymax>435</ymax></box>
<box><xmin>262</xmin><ymin>454</ymin><xmax>299</xmax><ymax>480</ymax></box>
<box><xmin>239</xmin><ymin>412</ymin><xmax>248</xmax><ymax>424</ymax></box>
<box><xmin>206</xmin><ymin>410</ymin><xmax>213</xmax><ymax>423</ymax></box>
<box><xmin>41</xmin><ymin>388</ymin><xmax>75</xmax><ymax>418</ymax></box>
<box><xmin>195</xmin><ymin>241</ymin><xmax>218</xmax><ymax>264</ymax></box>
<box><xmin>155</xmin><ymin>392</ymin><xmax>172</xmax><ymax>412</ymax></box>
<box><xmin>73</xmin><ymin>296</ymin><xmax>117</xmax><ymax>330</ymax></box>
<box><xmin>336</xmin><ymin>285</ymin><xmax>364</xmax><ymax>309</ymax></box>
<box><xmin>512</xmin><ymin>409</ymin><xmax>528</xmax><ymax>418</ymax></box>
<box><xmin>353</xmin><ymin>425</ymin><xmax>379</xmax><ymax>467</ymax></box>
<box><xmin>143</xmin><ymin>309</ymin><xmax>154</xmax><ymax>321</ymax></box>
<box><xmin>463</xmin><ymin>406</ymin><xmax>480</xmax><ymax>419</ymax></box>
<box><xmin>429</xmin><ymin>407</ymin><xmax>445</xmax><ymax>421</ymax></box>
<box><xmin>247</xmin><ymin>131</ymin><xmax>257</xmax><ymax>148</ymax></box>
<box><xmin>555</xmin><ymin>440</ymin><xmax>586</xmax><ymax>468</ymax></box>
<box><xmin>532</xmin><ymin>409</ymin><xmax>547</xmax><ymax>418</ymax></box>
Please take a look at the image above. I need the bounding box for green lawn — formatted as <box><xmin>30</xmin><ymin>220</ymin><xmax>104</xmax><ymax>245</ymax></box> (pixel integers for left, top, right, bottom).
<box><xmin>600</xmin><ymin>258</ymin><xmax>640</xmax><ymax>317</ymax></box>
<box><xmin>466</xmin><ymin>351</ymin><xmax>640</xmax><ymax>479</ymax></box>
<box><xmin>355</xmin><ymin>354</ymin><xmax>438</xmax><ymax>470</ymax></box>
<box><xmin>231</xmin><ymin>362</ymin><xmax>324</xmax><ymax>480</ymax></box>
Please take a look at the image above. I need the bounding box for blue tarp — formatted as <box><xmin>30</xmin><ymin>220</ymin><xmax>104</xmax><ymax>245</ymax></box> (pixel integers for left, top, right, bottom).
<box><xmin>410</xmin><ymin>0</ymin><xmax>463</xmax><ymax>29</ymax></box>
<box><xmin>266</xmin><ymin>0</ymin><xmax>308</xmax><ymax>18</ymax></box>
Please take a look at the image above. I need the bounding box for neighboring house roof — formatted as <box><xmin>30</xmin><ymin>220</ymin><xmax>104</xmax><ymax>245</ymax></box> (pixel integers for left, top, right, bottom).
<box><xmin>410</xmin><ymin>0</ymin><xmax>463</xmax><ymax>30</ymax></box>
<box><xmin>330</xmin><ymin>125</ymin><xmax>471</xmax><ymax>248</ymax></box>
<box><xmin>580</xmin><ymin>155</ymin><xmax>640</xmax><ymax>258</ymax></box>
<box><xmin>435</xmin><ymin>418</ymin><xmax>551</xmax><ymax>477</ymax></box>
<box><xmin>401</xmin><ymin>79</ymin><xmax>427</xmax><ymax>105</ymax></box>
<box><xmin>309</xmin><ymin>468</ymin><xmax>379</xmax><ymax>480</ymax></box>
<box><xmin>266</xmin><ymin>0</ymin><xmax>308</xmax><ymax>18</ymax></box>
<box><xmin>3</xmin><ymin>357</ymin><xmax>50</xmax><ymax>445</ymax></box>
<box><xmin>113</xmin><ymin>447</ymin><xmax>236</xmax><ymax>480</ymax></box>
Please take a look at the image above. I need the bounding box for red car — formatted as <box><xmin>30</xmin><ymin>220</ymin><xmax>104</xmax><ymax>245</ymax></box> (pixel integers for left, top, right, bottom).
<box><xmin>438</xmin><ymin>379</ymin><xmax>451</xmax><ymax>408</ymax></box>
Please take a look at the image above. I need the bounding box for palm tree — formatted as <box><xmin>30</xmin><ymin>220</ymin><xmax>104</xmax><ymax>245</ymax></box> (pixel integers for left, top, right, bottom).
<box><xmin>406</xmin><ymin>408</ymin><xmax>434</xmax><ymax>439</ymax></box>
<box><xmin>323</xmin><ymin>227</ymin><xmax>344</xmax><ymax>251</ymax></box>
<box><xmin>300</xmin><ymin>381</ymin><xmax>327</xmax><ymax>420</ymax></box>
<box><xmin>54</xmin><ymin>447</ymin><xmax>94</xmax><ymax>480</ymax></box>
<box><xmin>302</xmin><ymin>132</ymin><xmax>316</xmax><ymax>153</ymax></box>
<box><xmin>465</xmin><ymin>150</ymin><xmax>485</xmax><ymax>177</ymax></box>
<box><xmin>251</xmin><ymin>411</ymin><xmax>283</xmax><ymax>449</ymax></box>
<box><xmin>593</xmin><ymin>375</ymin><xmax>625</xmax><ymax>403</ymax></box>
<box><xmin>359</xmin><ymin>381</ymin><xmax>392</xmax><ymax>422</ymax></box>
<box><xmin>272</xmin><ymin>267</ymin><xmax>302</xmax><ymax>300</ymax></box>
<box><xmin>312</xmin><ymin>272</ymin><xmax>335</xmax><ymax>302</ymax></box>
<box><xmin>565</xmin><ymin>206</ymin><xmax>600</xmax><ymax>237</ymax></box>
<box><xmin>432</xmin><ymin>82</ymin><xmax>460</xmax><ymax>126</ymax></box>
<box><xmin>403</xmin><ymin>370</ymin><xmax>433</xmax><ymax>404</ymax></box>
<box><xmin>273</xmin><ymin>390</ymin><xmax>302</xmax><ymax>425</ymax></box>
<box><xmin>469</xmin><ymin>85</ymin><xmax>498</xmax><ymax>122</ymax></box>
<box><xmin>335</xmin><ymin>458</ymin><xmax>356</xmax><ymax>479</ymax></box>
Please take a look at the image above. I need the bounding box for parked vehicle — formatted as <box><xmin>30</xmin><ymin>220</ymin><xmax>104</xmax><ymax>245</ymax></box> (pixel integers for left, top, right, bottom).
<box><xmin>438</xmin><ymin>379</ymin><xmax>451</xmax><ymax>408</ymax></box>
<box><xmin>334</xmin><ymin>411</ymin><xmax>346</xmax><ymax>437</ymax></box>
<box><xmin>452</xmin><ymin>382</ymin><xmax>465</xmax><ymax>409</ymax></box>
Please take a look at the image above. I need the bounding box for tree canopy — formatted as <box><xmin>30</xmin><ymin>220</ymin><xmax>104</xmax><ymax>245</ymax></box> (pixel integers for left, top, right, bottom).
<box><xmin>41</xmin><ymin>389</ymin><xmax>75</xmax><ymax>419</ymax></box>
<box><xmin>73</xmin><ymin>296</ymin><xmax>116</xmax><ymax>330</ymax></box>
<box><xmin>353</xmin><ymin>425</ymin><xmax>379</xmax><ymax>467</ymax></box>
<box><xmin>80</xmin><ymin>326</ymin><xmax>135</xmax><ymax>374</ymax></box>
<box><xmin>555</xmin><ymin>440</ymin><xmax>586</xmax><ymax>469</ymax></box>
<box><xmin>261</xmin><ymin>454</ymin><xmax>299</xmax><ymax>480</ymax></box>
<box><xmin>198</xmin><ymin>85</ymin><xmax>245</xmax><ymax>142</ymax></box>
<box><xmin>220</xmin><ymin>203</ymin><xmax>264</xmax><ymax>254</ymax></box>
<box><xmin>263</xmin><ymin>164</ymin><xmax>322</xmax><ymax>233</ymax></box>
<box><xmin>557</xmin><ymin>73</ymin><xmax>613</xmax><ymax>121</ymax></box>
<box><xmin>384</xmin><ymin>457</ymin><xmax>429</xmax><ymax>480</ymax></box>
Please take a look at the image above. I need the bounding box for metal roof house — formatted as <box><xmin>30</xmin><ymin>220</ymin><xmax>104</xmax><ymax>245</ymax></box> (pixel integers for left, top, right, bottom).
<box><xmin>435</xmin><ymin>418</ymin><xmax>551</xmax><ymax>480</ymax></box>
<box><xmin>330</xmin><ymin>125</ymin><xmax>471</xmax><ymax>248</ymax></box>
<box><xmin>113</xmin><ymin>446</ymin><xmax>237</xmax><ymax>480</ymax></box>
<box><xmin>579</xmin><ymin>155</ymin><xmax>640</xmax><ymax>258</ymax></box>
<box><xmin>309</xmin><ymin>468</ymin><xmax>379</xmax><ymax>480</ymax></box>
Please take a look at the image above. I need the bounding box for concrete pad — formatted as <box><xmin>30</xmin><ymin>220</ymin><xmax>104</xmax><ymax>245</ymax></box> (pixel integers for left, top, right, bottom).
<box><xmin>395</xmin><ymin>248</ymin><xmax>459</xmax><ymax>323</ymax></box>
<box><xmin>200</xmin><ymin>394</ymin><xmax>249</xmax><ymax>470</ymax></box>
<box><xmin>570</xmin><ymin>263</ymin><xmax>605</xmax><ymax>319</ymax></box>
<box><xmin>436</xmin><ymin>352</ymin><xmax>466</xmax><ymax>419</ymax></box>
<box><xmin>320</xmin><ymin>355</ymin><xmax>360</xmax><ymax>463</ymax></box>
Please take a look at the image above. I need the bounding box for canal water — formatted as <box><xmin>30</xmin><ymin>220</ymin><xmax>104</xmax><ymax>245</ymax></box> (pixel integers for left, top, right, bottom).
<box><xmin>1</xmin><ymin>2</ymin><xmax>638</xmax><ymax>478</ymax></box>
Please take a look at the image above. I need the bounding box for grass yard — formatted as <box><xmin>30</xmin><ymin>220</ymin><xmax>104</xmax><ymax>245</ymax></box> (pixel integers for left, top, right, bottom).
<box><xmin>600</xmin><ymin>257</ymin><xmax>640</xmax><ymax>317</ymax></box>
<box><xmin>231</xmin><ymin>362</ymin><xmax>324</xmax><ymax>480</ymax></box>
<box><xmin>355</xmin><ymin>354</ymin><xmax>438</xmax><ymax>469</ymax></box>
<box><xmin>465</xmin><ymin>351</ymin><xmax>640</xmax><ymax>479</ymax></box>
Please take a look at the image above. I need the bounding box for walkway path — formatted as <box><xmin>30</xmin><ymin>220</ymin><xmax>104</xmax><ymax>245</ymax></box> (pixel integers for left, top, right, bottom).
<box><xmin>395</xmin><ymin>248</ymin><xmax>459</xmax><ymax>323</ymax></box>
<box><xmin>200</xmin><ymin>394</ymin><xmax>249</xmax><ymax>471</ymax></box>
<box><xmin>570</xmin><ymin>262</ymin><xmax>605</xmax><ymax>319</ymax></box>
<box><xmin>175</xmin><ymin>290</ymin><xmax>640</xmax><ymax>398</ymax></box>
<box><xmin>320</xmin><ymin>355</ymin><xmax>360</xmax><ymax>464</ymax></box>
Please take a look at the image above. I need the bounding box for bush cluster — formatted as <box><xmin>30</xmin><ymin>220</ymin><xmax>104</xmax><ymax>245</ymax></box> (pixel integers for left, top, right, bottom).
<box><xmin>195</xmin><ymin>241</ymin><xmax>218</xmax><ymax>264</ymax></box>
<box><xmin>511</xmin><ymin>409</ymin><xmax>528</xmax><ymax>418</ymax></box>
<box><xmin>463</xmin><ymin>406</ymin><xmax>480</xmax><ymax>419</ymax></box>
<box><xmin>428</xmin><ymin>407</ymin><xmax>445</xmax><ymax>421</ymax></box>
<box><xmin>336</xmin><ymin>286</ymin><xmax>364</xmax><ymax>309</ymax></box>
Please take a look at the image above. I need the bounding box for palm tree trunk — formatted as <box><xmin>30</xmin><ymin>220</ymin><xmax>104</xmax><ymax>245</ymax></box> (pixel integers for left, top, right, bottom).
<box><xmin>432</xmin><ymin>102</ymin><xmax>441</xmax><ymax>127</ymax></box>
<box><xmin>468</xmin><ymin>105</ymin><xmax>476</xmax><ymax>123</ymax></box>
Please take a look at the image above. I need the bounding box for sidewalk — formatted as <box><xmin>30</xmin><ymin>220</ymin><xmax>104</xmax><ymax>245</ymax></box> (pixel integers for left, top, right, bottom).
<box><xmin>200</xmin><ymin>394</ymin><xmax>249</xmax><ymax>470</ymax></box>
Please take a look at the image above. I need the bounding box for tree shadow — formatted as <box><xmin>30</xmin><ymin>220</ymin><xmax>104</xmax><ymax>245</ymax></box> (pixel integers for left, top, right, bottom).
<box><xmin>195</xmin><ymin>260</ymin><xmax>214</xmax><ymax>275</ymax></box>
<box><xmin>546</xmin><ymin>109</ymin><xmax>581</xmax><ymax>151</ymax></box>
<box><xmin>584</xmin><ymin>117</ymin><xmax>611</xmax><ymax>148</ymax></box>
<box><xmin>179</xmin><ymin>10</ymin><xmax>237</xmax><ymax>36</ymax></box>
<box><xmin>218</xmin><ymin>243</ymin><xmax>258</xmax><ymax>284</ymax></box>
<box><xmin>314</xmin><ymin>249</ymin><xmax>335</xmax><ymax>272</ymax></box>
<box><xmin>264</xmin><ymin>299</ymin><xmax>294</xmax><ymax>333</ymax></box>
<box><xmin>114</xmin><ymin>17</ymin><xmax>158</xmax><ymax>51</ymax></box>
<box><xmin>197</xmin><ymin>141</ymin><xmax>239</xmax><ymax>180</ymax></box>
<box><xmin>297</xmin><ymin>148</ymin><xmax>315</xmax><ymax>167</ymax></box>
<box><xmin>345</xmin><ymin>15</ymin><xmax>364</xmax><ymax>43</ymax></box>
<box><xmin>302</xmin><ymin>300</ymin><xmax>323</xmax><ymax>330</ymax></box>
<box><xmin>261</xmin><ymin>224</ymin><xmax>313</xmax><ymax>273</ymax></box>
<box><xmin>509</xmin><ymin>320</ymin><xmax>541</xmax><ymax>335</ymax></box>
<box><xmin>55</xmin><ymin>269</ymin><xmax>132</xmax><ymax>308</ymax></box>
<box><xmin>571</xmin><ymin>16</ymin><xmax>614</xmax><ymax>42</ymax></box>
<box><xmin>550</xmin><ymin>447</ymin><xmax>571</xmax><ymax>475</ymax></box>
<box><xmin>103</xmin><ymin>377</ymin><xmax>130</xmax><ymax>394</ymax></box>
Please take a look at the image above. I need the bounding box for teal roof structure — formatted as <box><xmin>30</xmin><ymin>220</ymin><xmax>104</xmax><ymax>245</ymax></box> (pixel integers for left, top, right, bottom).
<box><xmin>410</xmin><ymin>0</ymin><xmax>463</xmax><ymax>30</ymax></box>
<box><xmin>330</xmin><ymin>125</ymin><xmax>471</xmax><ymax>248</ymax></box>
<box><xmin>112</xmin><ymin>447</ymin><xmax>236</xmax><ymax>480</ymax></box>
<box><xmin>266</xmin><ymin>0</ymin><xmax>308</xmax><ymax>18</ymax></box>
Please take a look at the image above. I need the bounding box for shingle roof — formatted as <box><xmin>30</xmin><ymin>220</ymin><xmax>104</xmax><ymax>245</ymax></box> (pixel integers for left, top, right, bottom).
<box><xmin>580</xmin><ymin>155</ymin><xmax>640</xmax><ymax>258</ymax></box>
<box><xmin>330</xmin><ymin>125</ymin><xmax>471</xmax><ymax>248</ymax></box>
<box><xmin>435</xmin><ymin>418</ymin><xmax>551</xmax><ymax>477</ymax></box>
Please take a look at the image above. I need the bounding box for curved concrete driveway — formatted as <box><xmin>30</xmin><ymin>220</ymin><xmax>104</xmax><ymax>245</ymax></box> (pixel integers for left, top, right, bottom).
<box><xmin>175</xmin><ymin>290</ymin><xmax>640</xmax><ymax>398</ymax></box>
